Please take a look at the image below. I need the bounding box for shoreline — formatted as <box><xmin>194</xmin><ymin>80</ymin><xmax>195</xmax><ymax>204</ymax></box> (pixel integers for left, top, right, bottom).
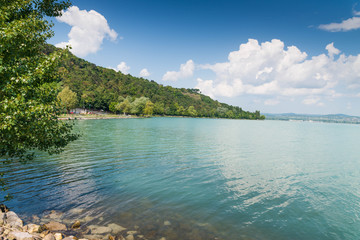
<box><xmin>0</xmin><ymin>207</ymin><xmax>171</xmax><ymax>240</ymax></box>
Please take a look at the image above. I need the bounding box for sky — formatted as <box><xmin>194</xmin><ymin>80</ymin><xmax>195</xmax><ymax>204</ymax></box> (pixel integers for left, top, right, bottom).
<box><xmin>48</xmin><ymin>0</ymin><xmax>360</xmax><ymax>115</ymax></box>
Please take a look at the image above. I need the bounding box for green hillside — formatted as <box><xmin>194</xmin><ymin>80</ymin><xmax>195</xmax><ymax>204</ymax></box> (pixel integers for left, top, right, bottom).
<box><xmin>48</xmin><ymin>45</ymin><xmax>264</xmax><ymax>119</ymax></box>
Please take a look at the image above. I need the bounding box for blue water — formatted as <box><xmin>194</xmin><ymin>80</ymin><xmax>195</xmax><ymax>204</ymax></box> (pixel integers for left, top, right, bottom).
<box><xmin>2</xmin><ymin>118</ymin><xmax>360</xmax><ymax>239</ymax></box>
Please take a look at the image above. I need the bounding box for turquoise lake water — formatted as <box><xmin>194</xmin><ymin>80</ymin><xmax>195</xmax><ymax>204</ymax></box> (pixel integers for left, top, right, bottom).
<box><xmin>3</xmin><ymin>118</ymin><xmax>360</xmax><ymax>239</ymax></box>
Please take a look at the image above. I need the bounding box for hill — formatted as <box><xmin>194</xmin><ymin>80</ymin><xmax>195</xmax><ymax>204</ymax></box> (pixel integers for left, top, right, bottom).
<box><xmin>46</xmin><ymin>45</ymin><xmax>264</xmax><ymax>119</ymax></box>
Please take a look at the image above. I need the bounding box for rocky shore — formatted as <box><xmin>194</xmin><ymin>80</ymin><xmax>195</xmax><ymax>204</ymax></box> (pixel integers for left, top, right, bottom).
<box><xmin>0</xmin><ymin>206</ymin><xmax>163</xmax><ymax>240</ymax></box>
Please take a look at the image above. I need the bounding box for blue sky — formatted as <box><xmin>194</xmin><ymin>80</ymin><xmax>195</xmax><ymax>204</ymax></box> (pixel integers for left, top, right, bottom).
<box><xmin>48</xmin><ymin>0</ymin><xmax>360</xmax><ymax>115</ymax></box>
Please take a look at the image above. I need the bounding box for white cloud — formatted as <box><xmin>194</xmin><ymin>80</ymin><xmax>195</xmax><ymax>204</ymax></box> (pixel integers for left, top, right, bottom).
<box><xmin>139</xmin><ymin>68</ymin><xmax>150</xmax><ymax>78</ymax></box>
<box><xmin>116</xmin><ymin>62</ymin><xmax>130</xmax><ymax>74</ymax></box>
<box><xmin>319</xmin><ymin>16</ymin><xmax>360</xmax><ymax>32</ymax></box>
<box><xmin>56</xmin><ymin>6</ymin><xmax>118</xmax><ymax>57</ymax></box>
<box><xmin>264</xmin><ymin>99</ymin><xmax>280</xmax><ymax>106</ymax></box>
<box><xmin>326</xmin><ymin>42</ymin><xmax>340</xmax><ymax>59</ymax></box>
<box><xmin>195</xmin><ymin>39</ymin><xmax>360</xmax><ymax>106</ymax></box>
<box><xmin>162</xmin><ymin>60</ymin><xmax>195</xmax><ymax>81</ymax></box>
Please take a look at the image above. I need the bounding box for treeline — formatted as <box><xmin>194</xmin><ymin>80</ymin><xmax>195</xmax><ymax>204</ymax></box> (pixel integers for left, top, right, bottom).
<box><xmin>47</xmin><ymin>45</ymin><xmax>264</xmax><ymax>119</ymax></box>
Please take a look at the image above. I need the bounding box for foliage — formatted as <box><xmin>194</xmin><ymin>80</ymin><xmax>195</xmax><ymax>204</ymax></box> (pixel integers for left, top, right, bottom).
<box><xmin>57</xmin><ymin>86</ymin><xmax>78</xmax><ymax>113</ymax></box>
<box><xmin>45</xmin><ymin>44</ymin><xmax>265</xmax><ymax>120</ymax></box>
<box><xmin>0</xmin><ymin>0</ymin><xmax>78</xmax><ymax>199</ymax></box>
<box><xmin>144</xmin><ymin>101</ymin><xmax>154</xmax><ymax>116</ymax></box>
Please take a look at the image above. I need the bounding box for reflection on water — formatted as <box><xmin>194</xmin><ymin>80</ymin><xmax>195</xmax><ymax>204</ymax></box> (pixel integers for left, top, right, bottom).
<box><xmin>2</xmin><ymin>118</ymin><xmax>360</xmax><ymax>239</ymax></box>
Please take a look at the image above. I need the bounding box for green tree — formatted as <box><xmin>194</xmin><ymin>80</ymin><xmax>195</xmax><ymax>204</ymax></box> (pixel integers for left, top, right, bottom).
<box><xmin>57</xmin><ymin>86</ymin><xmax>78</xmax><ymax>113</ymax></box>
<box><xmin>0</xmin><ymin>0</ymin><xmax>78</xmax><ymax>199</ymax></box>
<box><xmin>187</xmin><ymin>106</ymin><xmax>197</xmax><ymax>117</ymax></box>
<box><xmin>153</xmin><ymin>102</ymin><xmax>165</xmax><ymax>115</ymax></box>
<box><xmin>143</xmin><ymin>100</ymin><xmax>154</xmax><ymax>116</ymax></box>
<box><xmin>117</xmin><ymin>99</ymin><xmax>131</xmax><ymax>115</ymax></box>
<box><xmin>131</xmin><ymin>97</ymin><xmax>148</xmax><ymax>115</ymax></box>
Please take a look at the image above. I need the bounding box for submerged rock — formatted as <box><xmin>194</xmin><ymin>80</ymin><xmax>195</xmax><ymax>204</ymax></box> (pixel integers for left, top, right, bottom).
<box><xmin>47</xmin><ymin>211</ymin><xmax>64</xmax><ymax>220</ymax></box>
<box><xmin>71</xmin><ymin>220</ymin><xmax>81</xmax><ymax>229</ymax></box>
<box><xmin>163</xmin><ymin>221</ymin><xmax>171</xmax><ymax>226</ymax></box>
<box><xmin>107</xmin><ymin>223</ymin><xmax>126</xmax><ymax>234</ymax></box>
<box><xmin>88</xmin><ymin>225</ymin><xmax>112</xmax><ymax>234</ymax></box>
<box><xmin>125</xmin><ymin>234</ymin><xmax>134</xmax><ymax>240</ymax></box>
<box><xmin>68</xmin><ymin>208</ymin><xmax>84</xmax><ymax>215</ymax></box>
<box><xmin>45</xmin><ymin>221</ymin><xmax>67</xmax><ymax>231</ymax></box>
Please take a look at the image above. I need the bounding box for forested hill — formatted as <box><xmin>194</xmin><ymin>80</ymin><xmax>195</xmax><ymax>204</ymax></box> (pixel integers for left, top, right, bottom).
<box><xmin>48</xmin><ymin>45</ymin><xmax>264</xmax><ymax>119</ymax></box>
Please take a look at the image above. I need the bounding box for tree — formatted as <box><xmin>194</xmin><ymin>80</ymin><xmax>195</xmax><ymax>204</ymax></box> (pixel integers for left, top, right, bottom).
<box><xmin>117</xmin><ymin>98</ymin><xmax>132</xmax><ymax>115</ymax></box>
<box><xmin>0</xmin><ymin>0</ymin><xmax>78</xmax><ymax>199</ymax></box>
<box><xmin>187</xmin><ymin>106</ymin><xmax>197</xmax><ymax>117</ymax></box>
<box><xmin>57</xmin><ymin>86</ymin><xmax>78</xmax><ymax>113</ymax></box>
<box><xmin>131</xmin><ymin>97</ymin><xmax>148</xmax><ymax>115</ymax></box>
<box><xmin>153</xmin><ymin>102</ymin><xmax>165</xmax><ymax>115</ymax></box>
<box><xmin>109</xmin><ymin>102</ymin><xmax>118</xmax><ymax>114</ymax></box>
<box><xmin>143</xmin><ymin>100</ymin><xmax>154</xmax><ymax>116</ymax></box>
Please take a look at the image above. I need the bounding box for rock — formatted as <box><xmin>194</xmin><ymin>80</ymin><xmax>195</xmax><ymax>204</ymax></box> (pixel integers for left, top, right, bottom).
<box><xmin>125</xmin><ymin>235</ymin><xmax>134</xmax><ymax>240</ymax></box>
<box><xmin>83</xmin><ymin>216</ymin><xmax>94</xmax><ymax>222</ymax></box>
<box><xmin>0</xmin><ymin>204</ymin><xmax>9</xmax><ymax>213</ymax></box>
<box><xmin>47</xmin><ymin>210</ymin><xmax>64</xmax><ymax>220</ymax></box>
<box><xmin>108</xmin><ymin>235</ymin><xmax>115</xmax><ymax>240</ymax></box>
<box><xmin>54</xmin><ymin>233</ymin><xmax>63</xmax><ymax>240</ymax></box>
<box><xmin>0</xmin><ymin>211</ymin><xmax>5</xmax><ymax>226</ymax></box>
<box><xmin>62</xmin><ymin>236</ymin><xmax>77</xmax><ymax>240</ymax></box>
<box><xmin>88</xmin><ymin>225</ymin><xmax>112</xmax><ymax>235</ymax></box>
<box><xmin>45</xmin><ymin>221</ymin><xmax>67</xmax><ymax>231</ymax></box>
<box><xmin>107</xmin><ymin>223</ymin><xmax>126</xmax><ymax>234</ymax></box>
<box><xmin>40</xmin><ymin>230</ymin><xmax>50</xmax><ymax>238</ymax></box>
<box><xmin>126</xmin><ymin>231</ymin><xmax>137</xmax><ymax>235</ymax></box>
<box><xmin>83</xmin><ymin>234</ymin><xmax>105</xmax><ymax>240</ymax></box>
<box><xmin>39</xmin><ymin>224</ymin><xmax>49</xmax><ymax>233</ymax></box>
<box><xmin>159</xmin><ymin>238</ymin><xmax>166</xmax><ymax>240</ymax></box>
<box><xmin>137</xmin><ymin>235</ymin><xmax>144</xmax><ymax>239</ymax></box>
<box><xmin>43</xmin><ymin>233</ymin><xmax>56</xmax><ymax>240</ymax></box>
<box><xmin>6</xmin><ymin>211</ymin><xmax>23</xmax><ymax>229</ymax></box>
<box><xmin>164</xmin><ymin>221</ymin><xmax>171</xmax><ymax>226</ymax></box>
<box><xmin>0</xmin><ymin>227</ymin><xmax>4</xmax><ymax>234</ymax></box>
<box><xmin>71</xmin><ymin>220</ymin><xmax>81</xmax><ymax>229</ymax></box>
<box><xmin>24</xmin><ymin>223</ymin><xmax>40</xmax><ymax>233</ymax></box>
<box><xmin>7</xmin><ymin>231</ymin><xmax>34</xmax><ymax>240</ymax></box>
<box><xmin>31</xmin><ymin>215</ymin><xmax>40</xmax><ymax>223</ymax></box>
<box><xmin>4</xmin><ymin>227</ymin><xmax>11</xmax><ymax>235</ymax></box>
<box><xmin>68</xmin><ymin>208</ymin><xmax>84</xmax><ymax>215</ymax></box>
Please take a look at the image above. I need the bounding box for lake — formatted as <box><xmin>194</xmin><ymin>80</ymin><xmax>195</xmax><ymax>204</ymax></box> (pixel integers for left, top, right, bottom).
<box><xmin>3</xmin><ymin>117</ymin><xmax>360</xmax><ymax>239</ymax></box>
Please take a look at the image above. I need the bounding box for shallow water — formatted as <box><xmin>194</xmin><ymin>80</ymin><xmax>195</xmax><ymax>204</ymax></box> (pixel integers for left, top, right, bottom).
<box><xmin>2</xmin><ymin>118</ymin><xmax>360</xmax><ymax>239</ymax></box>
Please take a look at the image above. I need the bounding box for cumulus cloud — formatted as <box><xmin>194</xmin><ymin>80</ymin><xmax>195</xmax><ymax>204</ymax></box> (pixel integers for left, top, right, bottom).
<box><xmin>139</xmin><ymin>68</ymin><xmax>150</xmax><ymax>77</ymax></box>
<box><xmin>56</xmin><ymin>6</ymin><xmax>118</xmax><ymax>57</ymax></box>
<box><xmin>195</xmin><ymin>39</ymin><xmax>360</xmax><ymax>105</ymax></box>
<box><xmin>162</xmin><ymin>60</ymin><xmax>195</xmax><ymax>81</ymax></box>
<box><xmin>319</xmin><ymin>15</ymin><xmax>360</xmax><ymax>32</ymax></box>
<box><xmin>116</xmin><ymin>62</ymin><xmax>130</xmax><ymax>74</ymax></box>
<box><xmin>326</xmin><ymin>42</ymin><xmax>340</xmax><ymax>59</ymax></box>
